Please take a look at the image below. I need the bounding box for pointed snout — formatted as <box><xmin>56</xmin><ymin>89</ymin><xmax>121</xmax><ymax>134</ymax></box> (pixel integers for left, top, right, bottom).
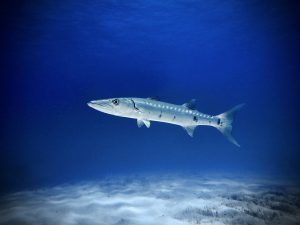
<box><xmin>87</xmin><ymin>99</ymin><xmax>113</xmax><ymax>112</ymax></box>
<box><xmin>87</xmin><ymin>100</ymin><xmax>100</xmax><ymax>110</ymax></box>
<box><xmin>87</xmin><ymin>100</ymin><xmax>96</xmax><ymax>108</ymax></box>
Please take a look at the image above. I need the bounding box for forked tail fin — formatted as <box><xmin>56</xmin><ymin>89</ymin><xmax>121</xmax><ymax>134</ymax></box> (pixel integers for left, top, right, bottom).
<box><xmin>215</xmin><ymin>103</ymin><xmax>245</xmax><ymax>147</ymax></box>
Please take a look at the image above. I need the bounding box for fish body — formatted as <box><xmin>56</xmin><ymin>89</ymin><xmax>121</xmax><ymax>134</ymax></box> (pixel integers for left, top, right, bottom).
<box><xmin>88</xmin><ymin>97</ymin><xmax>244</xmax><ymax>147</ymax></box>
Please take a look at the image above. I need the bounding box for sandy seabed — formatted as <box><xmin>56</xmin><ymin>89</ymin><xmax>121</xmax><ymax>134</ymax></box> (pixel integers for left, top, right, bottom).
<box><xmin>0</xmin><ymin>175</ymin><xmax>299</xmax><ymax>225</ymax></box>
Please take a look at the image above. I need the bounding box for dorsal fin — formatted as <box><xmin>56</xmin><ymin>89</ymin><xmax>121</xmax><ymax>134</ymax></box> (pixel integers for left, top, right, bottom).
<box><xmin>182</xmin><ymin>99</ymin><xmax>196</xmax><ymax>110</ymax></box>
<box><xmin>147</xmin><ymin>96</ymin><xmax>160</xmax><ymax>101</ymax></box>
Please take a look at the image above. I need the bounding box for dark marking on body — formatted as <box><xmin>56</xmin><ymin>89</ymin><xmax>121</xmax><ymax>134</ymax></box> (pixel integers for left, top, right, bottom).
<box><xmin>158</xmin><ymin>110</ymin><xmax>162</xmax><ymax>118</ymax></box>
<box><xmin>173</xmin><ymin>115</ymin><xmax>176</xmax><ymax>120</ymax></box>
<box><xmin>193</xmin><ymin>116</ymin><xmax>198</xmax><ymax>122</ymax></box>
<box><xmin>130</xmin><ymin>99</ymin><xmax>139</xmax><ymax>111</ymax></box>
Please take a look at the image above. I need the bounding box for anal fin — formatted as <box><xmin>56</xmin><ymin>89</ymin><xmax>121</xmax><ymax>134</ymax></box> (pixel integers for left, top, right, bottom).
<box><xmin>183</xmin><ymin>126</ymin><xmax>197</xmax><ymax>137</ymax></box>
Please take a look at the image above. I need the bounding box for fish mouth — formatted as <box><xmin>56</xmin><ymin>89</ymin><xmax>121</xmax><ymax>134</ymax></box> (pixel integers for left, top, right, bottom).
<box><xmin>87</xmin><ymin>102</ymin><xmax>94</xmax><ymax>108</ymax></box>
<box><xmin>87</xmin><ymin>100</ymin><xmax>112</xmax><ymax>110</ymax></box>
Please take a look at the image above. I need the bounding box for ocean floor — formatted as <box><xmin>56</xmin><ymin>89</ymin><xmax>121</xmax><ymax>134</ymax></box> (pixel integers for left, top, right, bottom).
<box><xmin>0</xmin><ymin>175</ymin><xmax>299</xmax><ymax>225</ymax></box>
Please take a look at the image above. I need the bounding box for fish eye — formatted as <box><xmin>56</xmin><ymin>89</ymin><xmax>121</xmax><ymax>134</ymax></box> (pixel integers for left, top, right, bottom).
<box><xmin>112</xmin><ymin>99</ymin><xmax>119</xmax><ymax>105</ymax></box>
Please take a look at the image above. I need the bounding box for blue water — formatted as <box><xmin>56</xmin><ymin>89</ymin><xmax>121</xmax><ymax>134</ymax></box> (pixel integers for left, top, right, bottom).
<box><xmin>1</xmin><ymin>0</ymin><xmax>300</xmax><ymax>194</ymax></box>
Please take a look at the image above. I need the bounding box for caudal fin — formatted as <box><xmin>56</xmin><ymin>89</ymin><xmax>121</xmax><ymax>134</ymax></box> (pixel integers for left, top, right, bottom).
<box><xmin>215</xmin><ymin>103</ymin><xmax>245</xmax><ymax>147</ymax></box>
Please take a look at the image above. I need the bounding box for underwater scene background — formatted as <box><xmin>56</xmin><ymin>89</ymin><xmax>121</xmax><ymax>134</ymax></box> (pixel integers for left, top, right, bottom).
<box><xmin>1</xmin><ymin>0</ymin><xmax>300</xmax><ymax>224</ymax></box>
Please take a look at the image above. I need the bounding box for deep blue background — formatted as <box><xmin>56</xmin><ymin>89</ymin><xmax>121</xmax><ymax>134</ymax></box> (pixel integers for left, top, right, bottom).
<box><xmin>1</xmin><ymin>0</ymin><xmax>299</xmax><ymax>193</ymax></box>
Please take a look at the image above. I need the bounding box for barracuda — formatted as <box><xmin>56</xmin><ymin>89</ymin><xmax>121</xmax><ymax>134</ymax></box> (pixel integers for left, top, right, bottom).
<box><xmin>87</xmin><ymin>97</ymin><xmax>244</xmax><ymax>147</ymax></box>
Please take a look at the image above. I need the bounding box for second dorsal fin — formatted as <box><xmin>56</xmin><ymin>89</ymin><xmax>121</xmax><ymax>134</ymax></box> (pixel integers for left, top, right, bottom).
<box><xmin>182</xmin><ymin>99</ymin><xmax>196</xmax><ymax>110</ymax></box>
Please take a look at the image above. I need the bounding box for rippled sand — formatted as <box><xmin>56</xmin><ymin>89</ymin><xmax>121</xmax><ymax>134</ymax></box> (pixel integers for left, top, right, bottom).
<box><xmin>0</xmin><ymin>175</ymin><xmax>299</xmax><ymax>225</ymax></box>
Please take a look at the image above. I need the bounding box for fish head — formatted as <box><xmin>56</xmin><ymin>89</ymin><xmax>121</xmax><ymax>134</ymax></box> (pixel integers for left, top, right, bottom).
<box><xmin>87</xmin><ymin>98</ymin><xmax>133</xmax><ymax>116</ymax></box>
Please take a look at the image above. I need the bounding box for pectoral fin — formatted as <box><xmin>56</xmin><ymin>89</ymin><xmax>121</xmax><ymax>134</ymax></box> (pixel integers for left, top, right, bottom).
<box><xmin>137</xmin><ymin>119</ymin><xmax>151</xmax><ymax>128</ymax></box>
<box><xmin>183</xmin><ymin>125</ymin><xmax>197</xmax><ymax>137</ymax></box>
